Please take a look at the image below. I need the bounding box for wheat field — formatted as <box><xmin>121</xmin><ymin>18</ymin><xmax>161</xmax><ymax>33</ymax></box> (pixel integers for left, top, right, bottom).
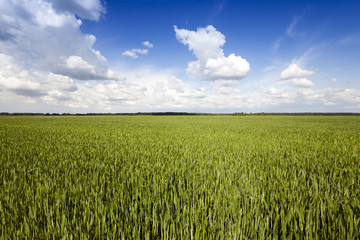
<box><xmin>1</xmin><ymin>115</ymin><xmax>359</xmax><ymax>239</ymax></box>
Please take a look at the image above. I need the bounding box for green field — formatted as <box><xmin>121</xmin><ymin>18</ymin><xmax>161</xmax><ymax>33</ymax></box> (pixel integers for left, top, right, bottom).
<box><xmin>1</xmin><ymin>116</ymin><xmax>359</xmax><ymax>239</ymax></box>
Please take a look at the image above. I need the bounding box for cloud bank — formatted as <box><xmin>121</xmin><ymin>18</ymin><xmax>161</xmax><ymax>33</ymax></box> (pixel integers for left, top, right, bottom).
<box><xmin>174</xmin><ymin>25</ymin><xmax>250</xmax><ymax>81</ymax></box>
<box><xmin>1</xmin><ymin>51</ymin><xmax>359</xmax><ymax>113</ymax></box>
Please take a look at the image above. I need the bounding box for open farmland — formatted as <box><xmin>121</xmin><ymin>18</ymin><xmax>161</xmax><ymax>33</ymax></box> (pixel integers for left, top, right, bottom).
<box><xmin>0</xmin><ymin>115</ymin><xmax>359</xmax><ymax>239</ymax></box>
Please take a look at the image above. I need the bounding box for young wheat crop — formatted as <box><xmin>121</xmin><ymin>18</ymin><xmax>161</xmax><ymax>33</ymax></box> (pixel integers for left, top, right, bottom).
<box><xmin>0</xmin><ymin>115</ymin><xmax>359</xmax><ymax>239</ymax></box>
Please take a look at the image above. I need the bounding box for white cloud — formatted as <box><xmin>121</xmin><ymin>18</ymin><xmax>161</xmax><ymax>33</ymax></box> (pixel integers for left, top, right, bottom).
<box><xmin>0</xmin><ymin>53</ymin><xmax>76</xmax><ymax>98</ymax></box>
<box><xmin>296</xmin><ymin>88</ymin><xmax>360</xmax><ymax>108</ymax></box>
<box><xmin>255</xmin><ymin>86</ymin><xmax>360</xmax><ymax>111</ymax></box>
<box><xmin>0</xmin><ymin>55</ymin><xmax>211</xmax><ymax>112</ymax></box>
<box><xmin>58</xmin><ymin>55</ymin><xmax>114</xmax><ymax>80</ymax></box>
<box><xmin>0</xmin><ymin>54</ymin><xmax>43</xmax><ymax>96</ymax></box>
<box><xmin>261</xmin><ymin>65</ymin><xmax>276</xmax><ymax>72</ymax></box>
<box><xmin>122</xmin><ymin>51</ymin><xmax>138</xmax><ymax>59</ymax></box>
<box><xmin>211</xmin><ymin>80</ymin><xmax>239</xmax><ymax>94</ymax></box>
<box><xmin>258</xmin><ymin>86</ymin><xmax>292</xmax><ymax>106</ymax></box>
<box><xmin>263</xmin><ymin>87</ymin><xmax>289</xmax><ymax>98</ymax></box>
<box><xmin>52</xmin><ymin>0</ymin><xmax>106</xmax><ymax>21</ymax></box>
<box><xmin>1</xmin><ymin>56</ymin><xmax>360</xmax><ymax>113</ymax></box>
<box><xmin>209</xmin><ymin>0</ymin><xmax>227</xmax><ymax>22</ymax></box>
<box><xmin>286</xmin><ymin>15</ymin><xmax>302</xmax><ymax>38</ymax></box>
<box><xmin>291</xmin><ymin>78</ymin><xmax>314</xmax><ymax>88</ymax></box>
<box><xmin>279</xmin><ymin>64</ymin><xmax>315</xmax><ymax>88</ymax></box>
<box><xmin>65</xmin><ymin>56</ymin><xmax>95</xmax><ymax>70</ymax></box>
<box><xmin>59</xmin><ymin>69</ymin><xmax>208</xmax><ymax>112</ymax></box>
<box><xmin>174</xmin><ymin>25</ymin><xmax>250</xmax><ymax>81</ymax></box>
<box><xmin>1</xmin><ymin>1</ymin><xmax>359</xmax><ymax>113</ymax></box>
<box><xmin>0</xmin><ymin>0</ymin><xmax>112</xmax><ymax>81</ymax></box>
<box><xmin>175</xmin><ymin>25</ymin><xmax>225</xmax><ymax>61</ymax></box>
<box><xmin>203</xmin><ymin>54</ymin><xmax>250</xmax><ymax>80</ymax></box>
<box><xmin>133</xmin><ymin>49</ymin><xmax>149</xmax><ymax>55</ymax></box>
<box><xmin>271</xmin><ymin>13</ymin><xmax>306</xmax><ymax>52</ymax></box>
<box><xmin>280</xmin><ymin>64</ymin><xmax>315</xmax><ymax>80</ymax></box>
<box><xmin>122</xmin><ymin>49</ymin><xmax>149</xmax><ymax>59</ymax></box>
<box><xmin>142</xmin><ymin>41</ymin><xmax>154</xmax><ymax>48</ymax></box>
<box><xmin>330</xmin><ymin>78</ymin><xmax>337</xmax><ymax>83</ymax></box>
<box><xmin>271</xmin><ymin>38</ymin><xmax>283</xmax><ymax>52</ymax></box>
<box><xmin>338</xmin><ymin>33</ymin><xmax>360</xmax><ymax>45</ymax></box>
<box><xmin>122</xmin><ymin>41</ymin><xmax>152</xmax><ymax>59</ymax></box>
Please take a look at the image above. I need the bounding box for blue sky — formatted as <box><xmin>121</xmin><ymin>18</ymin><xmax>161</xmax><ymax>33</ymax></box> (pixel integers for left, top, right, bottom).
<box><xmin>0</xmin><ymin>0</ymin><xmax>359</xmax><ymax>113</ymax></box>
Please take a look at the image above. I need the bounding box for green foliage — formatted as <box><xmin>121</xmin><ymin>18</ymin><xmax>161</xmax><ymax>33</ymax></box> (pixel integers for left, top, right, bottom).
<box><xmin>1</xmin><ymin>116</ymin><xmax>359</xmax><ymax>239</ymax></box>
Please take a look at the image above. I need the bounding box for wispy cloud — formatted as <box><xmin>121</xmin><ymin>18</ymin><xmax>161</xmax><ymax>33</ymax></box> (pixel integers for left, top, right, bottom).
<box><xmin>338</xmin><ymin>33</ymin><xmax>360</xmax><ymax>45</ymax></box>
<box><xmin>271</xmin><ymin>12</ymin><xmax>306</xmax><ymax>52</ymax></box>
<box><xmin>209</xmin><ymin>0</ymin><xmax>227</xmax><ymax>23</ymax></box>
<box><xmin>286</xmin><ymin>15</ymin><xmax>302</xmax><ymax>38</ymax></box>
<box><xmin>261</xmin><ymin>65</ymin><xmax>277</xmax><ymax>72</ymax></box>
<box><xmin>271</xmin><ymin>37</ymin><xmax>283</xmax><ymax>52</ymax></box>
<box><xmin>291</xmin><ymin>47</ymin><xmax>316</xmax><ymax>67</ymax></box>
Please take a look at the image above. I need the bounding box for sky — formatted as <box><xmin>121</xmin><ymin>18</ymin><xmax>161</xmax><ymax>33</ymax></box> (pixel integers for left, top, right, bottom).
<box><xmin>0</xmin><ymin>0</ymin><xmax>359</xmax><ymax>113</ymax></box>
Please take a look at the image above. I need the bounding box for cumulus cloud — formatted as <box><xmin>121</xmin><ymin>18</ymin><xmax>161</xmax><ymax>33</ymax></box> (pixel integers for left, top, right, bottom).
<box><xmin>0</xmin><ymin>0</ymin><xmax>114</xmax><ymax>81</ymax></box>
<box><xmin>280</xmin><ymin>64</ymin><xmax>314</xmax><ymax>80</ymax></box>
<box><xmin>174</xmin><ymin>25</ymin><xmax>250</xmax><ymax>81</ymax></box>
<box><xmin>279</xmin><ymin>64</ymin><xmax>315</xmax><ymax>88</ymax></box>
<box><xmin>0</xmin><ymin>53</ymin><xmax>210</xmax><ymax>112</ymax></box>
<box><xmin>0</xmin><ymin>54</ymin><xmax>43</xmax><ymax>96</ymax></box>
<box><xmin>1</xmin><ymin>1</ymin><xmax>359</xmax><ymax>113</ymax></box>
<box><xmin>142</xmin><ymin>41</ymin><xmax>154</xmax><ymax>48</ymax></box>
<box><xmin>123</xmin><ymin>41</ymin><xmax>153</xmax><ymax>59</ymax></box>
<box><xmin>55</xmin><ymin>55</ymin><xmax>120</xmax><ymax>80</ymax></box>
<box><xmin>291</xmin><ymin>78</ymin><xmax>314</xmax><ymax>88</ymax></box>
<box><xmin>259</xmin><ymin>86</ymin><xmax>292</xmax><ymax>106</ymax></box>
<box><xmin>54</xmin><ymin>70</ymin><xmax>208</xmax><ymax>112</ymax></box>
<box><xmin>0</xmin><ymin>53</ymin><xmax>76</xmax><ymax>98</ymax></box>
<box><xmin>296</xmin><ymin>88</ymin><xmax>360</xmax><ymax>107</ymax></box>
<box><xmin>330</xmin><ymin>78</ymin><xmax>337</xmax><ymax>83</ymax></box>
<box><xmin>261</xmin><ymin>86</ymin><xmax>286</xmax><ymax>97</ymax></box>
<box><xmin>51</xmin><ymin>0</ymin><xmax>106</xmax><ymax>21</ymax></box>
<box><xmin>65</xmin><ymin>56</ymin><xmax>95</xmax><ymax>70</ymax></box>
<box><xmin>175</xmin><ymin>25</ymin><xmax>225</xmax><ymax>60</ymax></box>
<box><xmin>257</xmin><ymin>86</ymin><xmax>360</xmax><ymax>110</ymax></box>
<box><xmin>211</xmin><ymin>80</ymin><xmax>240</xmax><ymax>94</ymax></box>
<box><xmin>2</xmin><ymin>54</ymin><xmax>360</xmax><ymax>113</ymax></box>
<box><xmin>122</xmin><ymin>49</ymin><xmax>149</xmax><ymax>59</ymax></box>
